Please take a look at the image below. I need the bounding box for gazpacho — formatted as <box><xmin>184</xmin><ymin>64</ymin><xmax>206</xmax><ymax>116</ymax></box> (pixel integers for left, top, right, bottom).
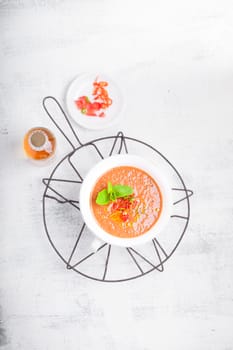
<box><xmin>91</xmin><ymin>166</ymin><xmax>162</xmax><ymax>238</ymax></box>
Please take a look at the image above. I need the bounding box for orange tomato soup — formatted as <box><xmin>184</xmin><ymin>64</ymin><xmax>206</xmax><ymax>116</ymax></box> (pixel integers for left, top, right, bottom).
<box><xmin>91</xmin><ymin>166</ymin><xmax>162</xmax><ymax>238</ymax></box>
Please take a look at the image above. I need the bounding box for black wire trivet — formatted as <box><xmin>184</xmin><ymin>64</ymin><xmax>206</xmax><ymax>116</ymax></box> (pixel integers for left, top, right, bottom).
<box><xmin>42</xmin><ymin>96</ymin><xmax>193</xmax><ymax>282</ymax></box>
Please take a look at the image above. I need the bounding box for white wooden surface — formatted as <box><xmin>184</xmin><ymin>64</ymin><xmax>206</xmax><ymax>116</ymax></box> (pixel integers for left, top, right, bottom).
<box><xmin>1</xmin><ymin>0</ymin><xmax>233</xmax><ymax>349</ymax></box>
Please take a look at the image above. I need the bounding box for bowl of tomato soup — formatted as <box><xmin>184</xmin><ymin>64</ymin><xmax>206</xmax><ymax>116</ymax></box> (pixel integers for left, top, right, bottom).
<box><xmin>79</xmin><ymin>155</ymin><xmax>171</xmax><ymax>247</ymax></box>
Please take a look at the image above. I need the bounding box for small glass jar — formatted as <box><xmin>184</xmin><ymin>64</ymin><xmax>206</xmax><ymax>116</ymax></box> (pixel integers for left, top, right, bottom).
<box><xmin>23</xmin><ymin>127</ymin><xmax>56</xmax><ymax>161</ymax></box>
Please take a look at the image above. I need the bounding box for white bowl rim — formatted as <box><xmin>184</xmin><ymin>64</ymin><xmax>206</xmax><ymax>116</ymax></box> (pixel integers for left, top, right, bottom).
<box><xmin>79</xmin><ymin>154</ymin><xmax>172</xmax><ymax>247</ymax></box>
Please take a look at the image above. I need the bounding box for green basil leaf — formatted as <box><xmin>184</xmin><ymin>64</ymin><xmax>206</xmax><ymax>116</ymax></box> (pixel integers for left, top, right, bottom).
<box><xmin>110</xmin><ymin>191</ymin><xmax>116</xmax><ymax>201</ymax></box>
<box><xmin>107</xmin><ymin>181</ymin><xmax>113</xmax><ymax>194</ymax></box>
<box><xmin>96</xmin><ymin>189</ymin><xmax>110</xmax><ymax>205</ymax></box>
<box><xmin>96</xmin><ymin>183</ymin><xmax>134</xmax><ymax>206</ymax></box>
<box><xmin>112</xmin><ymin>184</ymin><xmax>133</xmax><ymax>198</ymax></box>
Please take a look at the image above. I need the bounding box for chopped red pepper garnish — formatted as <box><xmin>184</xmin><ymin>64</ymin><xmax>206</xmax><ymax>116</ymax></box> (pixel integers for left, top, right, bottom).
<box><xmin>74</xmin><ymin>77</ymin><xmax>112</xmax><ymax>118</ymax></box>
<box><xmin>108</xmin><ymin>195</ymin><xmax>140</xmax><ymax>224</ymax></box>
<box><xmin>120</xmin><ymin>211</ymin><xmax>129</xmax><ymax>222</ymax></box>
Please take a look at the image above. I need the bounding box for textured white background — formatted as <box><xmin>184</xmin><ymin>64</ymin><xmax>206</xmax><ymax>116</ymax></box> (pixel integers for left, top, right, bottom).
<box><xmin>1</xmin><ymin>0</ymin><xmax>233</xmax><ymax>349</ymax></box>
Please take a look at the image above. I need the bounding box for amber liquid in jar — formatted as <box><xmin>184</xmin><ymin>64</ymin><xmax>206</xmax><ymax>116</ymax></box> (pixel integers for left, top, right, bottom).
<box><xmin>23</xmin><ymin>127</ymin><xmax>56</xmax><ymax>160</ymax></box>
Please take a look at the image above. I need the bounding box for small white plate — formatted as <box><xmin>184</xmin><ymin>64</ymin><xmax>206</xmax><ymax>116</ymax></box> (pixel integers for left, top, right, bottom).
<box><xmin>66</xmin><ymin>73</ymin><xmax>124</xmax><ymax>130</ymax></box>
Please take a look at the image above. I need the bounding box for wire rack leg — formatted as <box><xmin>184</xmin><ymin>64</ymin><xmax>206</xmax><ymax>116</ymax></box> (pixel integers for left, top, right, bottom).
<box><xmin>43</xmin><ymin>178</ymin><xmax>80</xmax><ymax>210</ymax></box>
<box><xmin>109</xmin><ymin>131</ymin><xmax>128</xmax><ymax>156</ymax></box>
<box><xmin>102</xmin><ymin>245</ymin><xmax>112</xmax><ymax>280</ymax></box>
<box><xmin>172</xmin><ymin>188</ymin><xmax>194</xmax><ymax>205</ymax></box>
<box><xmin>67</xmin><ymin>223</ymin><xmax>86</xmax><ymax>269</ymax></box>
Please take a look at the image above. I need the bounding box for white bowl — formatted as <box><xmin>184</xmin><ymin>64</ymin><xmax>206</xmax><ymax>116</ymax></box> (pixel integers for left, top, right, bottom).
<box><xmin>79</xmin><ymin>154</ymin><xmax>172</xmax><ymax>247</ymax></box>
